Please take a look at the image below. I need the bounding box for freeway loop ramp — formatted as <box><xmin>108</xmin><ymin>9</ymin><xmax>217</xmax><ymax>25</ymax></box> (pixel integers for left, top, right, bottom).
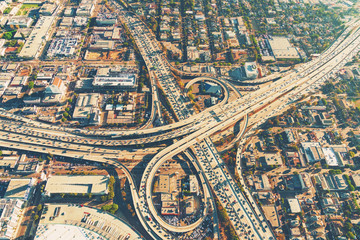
<box><xmin>142</xmin><ymin>153</ymin><xmax>211</xmax><ymax>233</ymax></box>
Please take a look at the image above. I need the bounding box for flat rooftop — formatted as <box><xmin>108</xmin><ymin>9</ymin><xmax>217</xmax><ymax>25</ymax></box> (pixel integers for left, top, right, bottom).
<box><xmin>35</xmin><ymin>224</ymin><xmax>104</xmax><ymax>240</ymax></box>
<box><xmin>19</xmin><ymin>16</ymin><xmax>55</xmax><ymax>59</ymax></box>
<box><xmin>93</xmin><ymin>74</ymin><xmax>136</xmax><ymax>87</ymax></box>
<box><xmin>322</xmin><ymin>147</ymin><xmax>339</xmax><ymax>166</ymax></box>
<box><xmin>287</xmin><ymin>198</ymin><xmax>301</xmax><ymax>213</ymax></box>
<box><xmin>4</xmin><ymin>178</ymin><xmax>33</xmax><ymax>199</ymax></box>
<box><xmin>156</xmin><ymin>174</ymin><xmax>170</xmax><ymax>193</ymax></box>
<box><xmin>73</xmin><ymin>93</ymin><xmax>100</xmax><ymax>119</ymax></box>
<box><xmin>45</xmin><ymin>175</ymin><xmax>109</xmax><ymax>195</ymax></box>
<box><xmin>268</xmin><ymin>37</ymin><xmax>300</xmax><ymax>59</ymax></box>
<box><xmin>36</xmin><ymin>204</ymin><xmax>142</xmax><ymax>240</ymax></box>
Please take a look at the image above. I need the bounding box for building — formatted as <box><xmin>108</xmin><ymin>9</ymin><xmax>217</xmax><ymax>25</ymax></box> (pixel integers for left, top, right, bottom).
<box><xmin>322</xmin><ymin>147</ymin><xmax>344</xmax><ymax>167</ymax></box>
<box><xmin>284</xmin><ymin>129</ymin><xmax>295</xmax><ymax>143</ymax></box>
<box><xmin>185</xmin><ymin>196</ymin><xmax>195</xmax><ymax>215</ymax></box>
<box><xmin>243</xmin><ymin>62</ymin><xmax>258</xmax><ymax>79</ymax></box>
<box><xmin>93</xmin><ymin>67</ymin><xmax>138</xmax><ymax>91</ymax></box>
<box><xmin>19</xmin><ymin>16</ymin><xmax>55</xmax><ymax>59</ymax></box>
<box><xmin>46</xmin><ymin>37</ymin><xmax>79</xmax><ymax>58</ymax></box>
<box><xmin>0</xmin><ymin>154</ymin><xmax>25</xmax><ymax>170</ymax></box>
<box><xmin>286</xmin><ymin>151</ymin><xmax>301</xmax><ymax>167</ymax></box>
<box><xmin>63</xmin><ymin>7</ymin><xmax>74</xmax><ymax>17</ymax></box>
<box><xmin>351</xmin><ymin>174</ymin><xmax>360</xmax><ymax>189</ymax></box>
<box><xmin>201</xmin><ymin>82</ymin><xmax>221</xmax><ymax>96</ymax></box>
<box><xmin>189</xmin><ymin>175</ymin><xmax>198</xmax><ymax>194</ymax></box>
<box><xmin>262</xmin><ymin>153</ymin><xmax>282</xmax><ymax>168</ymax></box>
<box><xmin>287</xmin><ymin>198</ymin><xmax>301</xmax><ymax>214</ymax></box>
<box><xmin>229</xmin><ymin>62</ymin><xmax>258</xmax><ymax>81</ymax></box>
<box><xmin>15</xmin><ymin>156</ymin><xmax>39</xmax><ymax>174</ymax></box>
<box><xmin>89</xmin><ymin>40</ymin><xmax>114</xmax><ymax>50</ymax></box>
<box><xmin>73</xmin><ymin>16</ymin><xmax>88</xmax><ymax>27</ymax></box>
<box><xmin>161</xmin><ymin>193</ymin><xmax>173</xmax><ymax>202</ymax></box>
<box><xmin>10</xmin><ymin>76</ymin><xmax>28</xmax><ymax>87</ymax></box>
<box><xmin>155</xmin><ymin>174</ymin><xmax>170</xmax><ymax>193</ymax></box>
<box><xmin>4</xmin><ymin>178</ymin><xmax>35</xmax><ymax>201</ymax></box>
<box><xmin>42</xmin><ymin>77</ymin><xmax>66</xmax><ymax>104</ymax></box>
<box><xmin>283</xmin><ymin>174</ymin><xmax>308</xmax><ymax>192</ymax></box>
<box><xmin>72</xmin><ymin>93</ymin><xmax>100</xmax><ymax>125</ymax></box>
<box><xmin>106</xmin><ymin>110</ymin><xmax>134</xmax><ymax>124</ymax></box>
<box><xmin>35</xmin><ymin>204</ymin><xmax>142</xmax><ymax>240</ymax></box>
<box><xmin>320</xmin><ymin>174</ymin><xmax>348</xmax><ymax>191</ymax></box>
<box><xmin>44</xmin><ymin>175</ymin><xmax>109</xmax><ymax>197</ymax></box>
<box><xmin>161</xmin><ymin>200</ymin><xmax>179</xmax><ymax>216</ymax></box>
<box><xmin>245</xmin><ymin>154</ymin><xmax>256</xmax><ymax>167</ymax></box>
<box><xmin>39</xmin><ymin>3</ymin><xmax>57</xmax><ymax>15</ymax></box>
<box><xmin>0</xmin><ymin>199</ymin><xmax>24</xmax><ymax>240</ymax></box>
<box><xmin>0</xmin><ymin>73</ymin><xmax>12</xmax><ymax>97</ymax></box>
<box><xmin>75</xmin><ymin>78</ymin><xmax>93</xmax><ymax>92</ymax></box>
<box><xmin>96</xmin><ymin>13</ymin><xmax>117</xmax><ymax>25</ymax></box>
<box><xmin>187</xmin><ymin>46</ymin><xmax>199</xmax><ymax>61</ymax></box>
<box><xmin>301</xmin><ymin>142</ymin><xmax>324</xmax><ymax>163</ymax></box>
<box><xmin>76</xmin><ymin>3</ymin><xmax>94</xmax><ymax>16</ymax></box>
<box><xmin>267</xmin><ymin>37</ymin><xmax>300</xmax><ymax>60</ymax></box>
<box><xmin>251</xmin><ymin>174</ymin><xmax>271</xmax><ymax>191</ymax></box>
<box><xmin>23</xmin><ymin>95</ymin><xmax>41</xmax><ymax>105</ymax></box>
<box><xmin>60</xmin><ymin>17</ymin><xmax>73</xmax><ymax>27</ymax></box>
<box><xmin>0</xmin><ymin>2</ymin><xmax>8</xmax><ymax>14</ymax></box>
<box><xmin>6</xmin><ymin>16</ymin><xmax>33</xmax><ymax>28</ymax></box>
<box><xmin>331</xmin><ymin>174</ymin><xmax>348</xmax><ymax>191</ymax></box>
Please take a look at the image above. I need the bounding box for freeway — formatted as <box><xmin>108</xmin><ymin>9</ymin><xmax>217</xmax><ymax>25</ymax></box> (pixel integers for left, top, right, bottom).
<box><xmin>136</xmin><ymin>20</ymin><xmax>360</xmax><ymax>239</ymax></box>
<box><xmin>118</xmin><ymin>7</ymin><xmax>192</xmax><ymax>121</ymax></box>
<box><xmin>0</xmin><ymin>6</ymin><xmax>359</xmax><ymax>240</ymax></box>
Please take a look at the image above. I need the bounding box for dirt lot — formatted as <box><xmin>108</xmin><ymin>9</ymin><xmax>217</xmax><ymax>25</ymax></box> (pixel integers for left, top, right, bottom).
<box><xmin>85</xmin><ymin>51</ymin><xmax>102</xmax><ymax>60</ymax></box>
<box><xmin>85</xmin><ymin>50</ymin><xmax>124</xmax><ymax>61</ymax></box>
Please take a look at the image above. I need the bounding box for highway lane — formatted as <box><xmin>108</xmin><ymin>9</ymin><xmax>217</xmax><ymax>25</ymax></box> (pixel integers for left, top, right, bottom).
<box><xmin>2</xmin><ymin>20</ymin><xmax>358</xmax><ymax>141</ymax></box>
<box><xmin>118</xmin><ymin>8</ymin><xmax>191</xmax><ymax>121</ymax></box>
<box><xmin>137</xmin><ymin>21</ymin><xmax>360</xmax><ymax>239</ymax></box>
<box><xmin>193</xmin><ymin>138</ymin><xmax>274</xmax><ymax>239</ymax></box>
<box><xmin>2</xmin><ymin>27</ymin><xmax>359</xmax><ymax>238</ymax></box>
<box><xmin>2</xmin><ymin>27</ymin><xmax>358</xmax><ymax>237</ymax></box>
<box><xmin>0</xmin><ymin>9</ymin><xmax>359</xmax><ymax>240</ymax></box>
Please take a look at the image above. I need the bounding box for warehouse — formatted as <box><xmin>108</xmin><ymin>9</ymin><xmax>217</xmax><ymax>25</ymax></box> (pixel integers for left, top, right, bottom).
<box><xmin>19</xmin><ymin>16</ymin><xmax>55</xmax><ymax>59</ymax></box>
<box><xmin>72</xmin><ymin>93</ymin><xmax>100</xmax><ymax>125</ymax></box>
<box><xmin>44</xmin><ymin>175</ymin><xmax>109</xmax><ymax>197</ymax></box>
<box><xmin>93</xmin><ymin>67</ymin><xmax>138</xmax><ymax>91</ymax></box>
<box><xmin>267</xmin><ymin>37</ymin><xmax>300</xmax><ymax>60</ymax></box>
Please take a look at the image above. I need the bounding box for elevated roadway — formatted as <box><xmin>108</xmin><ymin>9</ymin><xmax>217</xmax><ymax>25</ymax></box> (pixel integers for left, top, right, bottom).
<box><xmin>0</xmin><ymin>9</ymin><xmax>360</xmax><ymax>240</ymax></box>
<box><xmin>137</xmin><ymin>20</ymin><xmax>360</xmax><ymax>239</ymax></box>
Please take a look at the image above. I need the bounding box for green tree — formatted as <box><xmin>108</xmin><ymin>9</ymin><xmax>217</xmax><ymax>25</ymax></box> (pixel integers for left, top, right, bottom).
<box><xmin>28</xmin><ymin>81</ymin><xmax>34</xmax><ymax>89</ymax></box>
<box><xmin>2</xmin><ymin>32</ymin><xmax>12</xmax><ymax>40</ymax></box>
<box><xmin>108</xmin><ymin>191</ymin><xmax>114</xmax><ymax>200</ymax></box>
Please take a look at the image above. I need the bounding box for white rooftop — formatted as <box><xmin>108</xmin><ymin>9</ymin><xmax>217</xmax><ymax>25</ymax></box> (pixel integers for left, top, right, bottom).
<box><xmin>45</xmin><ymin>175</ymin><xmax>109</xmax><ymax>195</ymax></box>
<box><xmin>268</xmin><ymin>37</ymin><xmax>300</xmax><ymax>59</ymax></box>
<box><xmin>322</xmin><ymin>147</ymin><xmax>338</xmax><ymax>166</ymax></box>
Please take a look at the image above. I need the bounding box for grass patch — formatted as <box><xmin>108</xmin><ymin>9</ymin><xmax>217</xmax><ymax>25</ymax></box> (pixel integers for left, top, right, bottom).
<box><xmin>3</xmin><ymin>7</ymin><xmax>12</xmax><ymax>14</ymax></box>
<box><xmin>16</xmin><ymin>9</ymin><xmax>28</xmax><ymax>15</ymax></box>
<box><xmin>20</xmin><ymin>3</ymin><xmax>39</xmax><ymax>9</ymax></box>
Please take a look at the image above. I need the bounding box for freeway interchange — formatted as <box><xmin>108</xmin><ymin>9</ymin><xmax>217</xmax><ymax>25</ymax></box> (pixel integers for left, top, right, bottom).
<box><xmin>1</xmin><ymin>3</ymin><xmax>360</xmax><ymax>239</ymax></box>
